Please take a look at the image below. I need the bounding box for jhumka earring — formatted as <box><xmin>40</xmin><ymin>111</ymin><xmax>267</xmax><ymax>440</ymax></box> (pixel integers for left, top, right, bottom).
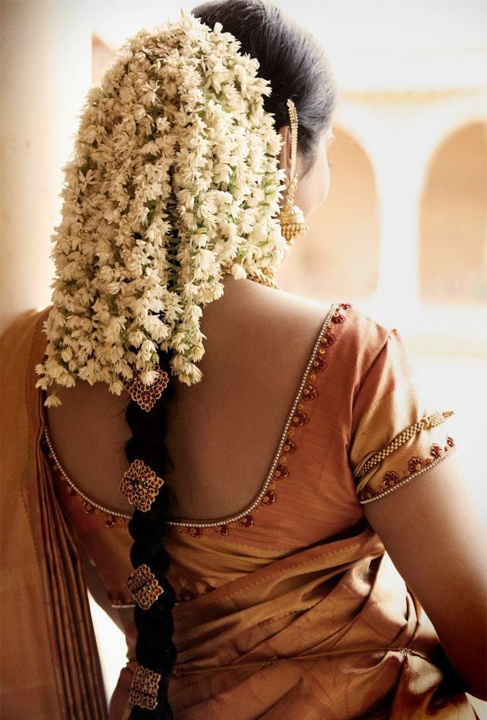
<box><xmin>278</xmin><ymin>98</ymin><xmax>309</xmax><ymax>244</ymax></box>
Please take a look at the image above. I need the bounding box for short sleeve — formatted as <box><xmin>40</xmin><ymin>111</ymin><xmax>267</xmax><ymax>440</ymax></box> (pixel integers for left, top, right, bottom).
<box><xmin>348</xmin><ymin>328</ymin><xmax>459</xmax><ymax>504</ymax></box>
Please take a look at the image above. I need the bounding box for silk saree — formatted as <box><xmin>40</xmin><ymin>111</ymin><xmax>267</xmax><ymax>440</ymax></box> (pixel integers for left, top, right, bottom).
<box><xmin>0</xmin><ymin>302</ymin><xmax>480</xmax><ymax>720</ymax></box>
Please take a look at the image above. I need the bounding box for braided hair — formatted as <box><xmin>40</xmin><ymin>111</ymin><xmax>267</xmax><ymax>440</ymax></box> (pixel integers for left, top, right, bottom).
<box><xmin>122</xmin><ymin>2</ymin><xmax>338</xmax><ymax>717</ymax></box>
<box><xmin>124</xmin><ymin>345</ymin><xmax>179</xmax><ymax>717</ymax></box>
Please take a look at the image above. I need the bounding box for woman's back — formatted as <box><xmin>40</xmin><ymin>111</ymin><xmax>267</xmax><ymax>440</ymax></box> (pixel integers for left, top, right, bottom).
<box><xmin>5</xmin><ymin>294</ymin><xmax>482</xmax><ymax>719</ymax></box>
<box><xmin>2</xmin><ymin>1</ymin><xmax>485</xmax><ymax>716</ymax></box>
<box><xmin>45</xmin><ymin>275</ymin><xmax>334</xmax><ymax>522</ymax></box>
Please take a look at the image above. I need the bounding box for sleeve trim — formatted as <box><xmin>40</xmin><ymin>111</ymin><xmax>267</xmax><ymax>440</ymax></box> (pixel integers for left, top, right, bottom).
<box><xmin>354</xmin><ymin>410</ymin><xmax>455</xmax><ymax>481</ymax></box>
<box><xmin>357</xmin><ymin>442</ymin><xmax>458</xmax><ymax>505</ymax></box>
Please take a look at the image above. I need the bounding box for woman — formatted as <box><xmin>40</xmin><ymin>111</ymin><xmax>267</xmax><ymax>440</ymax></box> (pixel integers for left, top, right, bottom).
<box><xmin>1</xmin><ymin>1</ymin><xmax>485</xmax><ymax>719</ymax></box>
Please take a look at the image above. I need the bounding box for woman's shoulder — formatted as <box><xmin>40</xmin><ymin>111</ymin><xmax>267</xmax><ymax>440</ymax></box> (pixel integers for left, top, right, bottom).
<box><xmin>281</xmin><ymin>292</ymin><xmax>394</xmax><ymax>363</ymax></box>
<box><xmin>335</xmin><ymin>302</ymin><xmax>395</xmax><ymax>358</ymax></box>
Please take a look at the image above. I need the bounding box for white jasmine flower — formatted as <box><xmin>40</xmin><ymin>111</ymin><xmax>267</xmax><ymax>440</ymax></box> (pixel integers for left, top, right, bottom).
<box><xmin>36</xmin><ymin>10</ymin><xmax>287</xmax><ymax>405</ymax></box>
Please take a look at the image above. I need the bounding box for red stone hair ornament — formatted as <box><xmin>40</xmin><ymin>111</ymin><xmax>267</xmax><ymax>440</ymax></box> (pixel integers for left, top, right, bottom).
<box><xmin>126</xmin><ymin>563</ymin><xmax>165</xmax><ymax>610</ymax></box>
<box><xmin>122</xmin><ymin>364</ymin><xmax>170</xmax><ymax>412</ymax></box>
<box><xmin>128</xmin><ymin>664</ymin><xmax>162</xmax><ymax>710</ymax></box>
<box><xmin>120</xmin><ymin>458</ymin><xmax>165</xmax><ymax>512</ymax></box>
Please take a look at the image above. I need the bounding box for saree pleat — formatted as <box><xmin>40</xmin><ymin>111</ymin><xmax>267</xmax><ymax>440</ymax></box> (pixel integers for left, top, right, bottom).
<box><xmin>164</xmin><ymin>533</ymin><xmax>476</xmax><ymax>719</ymax></box>
<box><xmin>0</xmin><ymin>307</ymin><xmax>108</xmax><ymax>719</ymax></box>
<box><xmin>1</xmin><ymin>305</ymin><xmax>481</xmax><ymax>719</ymax></box>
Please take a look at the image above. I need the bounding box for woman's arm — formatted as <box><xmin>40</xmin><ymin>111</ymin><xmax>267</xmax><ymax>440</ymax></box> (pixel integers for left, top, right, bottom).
<box><xmin>363</xmin><ymin>446</ymin><xmax>487</xmax><ymax>701</ymax></box>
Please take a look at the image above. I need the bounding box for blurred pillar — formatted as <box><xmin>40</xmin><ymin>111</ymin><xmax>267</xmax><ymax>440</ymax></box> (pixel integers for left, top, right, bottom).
<box><xmin>368</xmin><ymin>131</ymin><xmax>424</xmax><ymax>331</ymax></box>
<box><xmin>0</xmin><ymin>0</ymin><xmax>92</xmax><ymax>336</ymax></box>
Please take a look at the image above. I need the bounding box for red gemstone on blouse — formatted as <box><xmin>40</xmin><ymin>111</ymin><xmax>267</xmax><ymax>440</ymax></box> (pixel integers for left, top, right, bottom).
<box><xmin>382</xmin><ymin>471</ymin><xmax>400</xmax><ymax>487</ymax></box>
<box><xmin>217</xmin><ymin>525</ymin><xmax>229</xmax><ymax>535</ymax></box>
<box><xmin>302</xmin><ymin>384</ymin><xmax>318</xmax><ymax>401</ymax></box>
<box><xmin>430</xmin><ymin>444</ymin><xmax>443</xmax><ymax>458</ymax></box>
<box><xmin>239</xmin><ymin>515</ymin><xmax>254</xmax><ymax>528</ymax></box>
<box><xmin>321</xmin><ymin>331</ymin><xmax>336</xmax><ymax>347</ymax></box>
<box><xmin>331</xmin><ymin>312</ymin><xmax>345</xmax><ymax>324</ymax></box>
<box><xmin>187</xmin><ymin>526</ymin><xmax>202</xmax><ymax>537</ymax></box>
<box><xmin>292</xmin><ymin>409</ymin><xmax>309</xmax><ymax>427</ymax></box>
<box><xmin>274</xmin><ymin>464</ymin><xmax>290</xmax><ymax>480</ymax></box>
<box><xmin>408</xmin><ymin>457</ymin><xmax>423</xmax><ymax>473</ymax></box>
<box><xmin>262</xmin><ymin>491</ymin><xmax>277</xmax><ymax>505</ymax></box>
<box><xmin>446</xmin><ymin>436</ymin><xmax>455</xmax><ymax>447</ymax></box>
<box><xmin>282</xmin><ymin>438</ymin><xmax>297</xmax><ymax>454</ymax></box>
<box><xmin>312</xmin><ymin>355</ymin><xmax>327</xmax><ymax>372</ymax></box>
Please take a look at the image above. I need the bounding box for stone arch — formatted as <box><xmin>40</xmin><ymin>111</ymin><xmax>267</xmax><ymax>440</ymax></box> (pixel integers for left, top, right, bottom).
<box><xmin>280</xmin><ymin>127</ymin><xmax>380</xmax><ymax>301</ymax></box>
<box><xmin>419</xmin><ymin>121</ymin><xmax>487</xmax><ymax>305</ymax></box>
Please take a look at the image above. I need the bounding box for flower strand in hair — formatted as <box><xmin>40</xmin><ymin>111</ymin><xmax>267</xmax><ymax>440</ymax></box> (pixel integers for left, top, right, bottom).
<box><xmin>35</xmin><ymin>9</ymin><xmax>287</xmax><ymax>406</ymax></box>
<box><xmin>34</xmin><ymin>9</ymin><xmax>293</xmax><ymax>718</ymax></box>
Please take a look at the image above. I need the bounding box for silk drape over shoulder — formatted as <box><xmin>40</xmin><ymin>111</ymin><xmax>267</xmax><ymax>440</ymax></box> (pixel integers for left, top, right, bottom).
<box><xmin>0</xmin><ymin>302</ymin><xmax>479</xmax><ymax>720</ymax></box>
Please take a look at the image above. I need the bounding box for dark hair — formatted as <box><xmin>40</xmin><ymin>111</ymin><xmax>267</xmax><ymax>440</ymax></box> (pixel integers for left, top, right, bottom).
<box><xmin>125</xmin><ymin>2</ymin><xmax>338</xmax><ymax>717</ymax></box>
<box><xmin>193</xmin><ymin>0</ymin><xmax>339</xmax><ymax>176</ymax></box>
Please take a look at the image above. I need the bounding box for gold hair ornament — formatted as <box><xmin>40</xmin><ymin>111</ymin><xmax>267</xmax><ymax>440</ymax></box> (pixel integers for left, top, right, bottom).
<box><xmin>128</xmin><ymin>664</ymin><xmax>161</xmax><ymax>710</ymax></box>
<box><xmin>122</xmin><ymin>365</ymin><xmax>170</xmax><ymax>411</ymax></box>
<box><xmin>126</xmin><ymin>563</ymin><xmax>165</xmax><ymax>610</ymax></box>
<box><xmin>120</xmin><ymin>458</ymin><xmax>165</xmax><ymax>512</ymax></box>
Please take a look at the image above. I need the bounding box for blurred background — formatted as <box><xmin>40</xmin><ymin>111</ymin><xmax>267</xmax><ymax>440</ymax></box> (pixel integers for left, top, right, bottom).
<box><xmin>1</xmin><ymin>0</ymin><xmax>486</xmax><ymax>714</ymax></box>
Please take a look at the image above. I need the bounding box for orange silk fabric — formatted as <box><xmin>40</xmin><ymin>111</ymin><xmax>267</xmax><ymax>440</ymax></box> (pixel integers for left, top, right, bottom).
<box><xmin>1</xmin><ymin>303</ymin><xmax>477</xmax><ymax>720</ymax></box>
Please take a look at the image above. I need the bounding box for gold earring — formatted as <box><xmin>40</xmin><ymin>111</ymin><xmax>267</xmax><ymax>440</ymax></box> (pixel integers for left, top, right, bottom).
<box><xmin>278</xmin><ymin>98</ymin><xmax>309</xmax><ymax>244</ymax></box>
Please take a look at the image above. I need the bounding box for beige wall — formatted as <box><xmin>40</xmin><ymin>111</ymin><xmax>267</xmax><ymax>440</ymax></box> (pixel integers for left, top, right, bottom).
<box><xmin>0</xmin><ymin>0</ymin><xmax>91</xmax><ymax>335</ymax></box>
<box><xmin>279</xmin><ymin>127</ymin><xmax>380</xmax><ymax>300</ymax></box>
<box><xmin>420</xmin><ymin>121</ymin><xmax>487</xmax><ymax>305</ymax></box>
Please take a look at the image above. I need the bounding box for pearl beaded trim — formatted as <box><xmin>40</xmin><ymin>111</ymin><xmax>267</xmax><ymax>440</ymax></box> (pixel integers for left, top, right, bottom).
<box><xmin>42</xmin><ymin>302</ymin><xmax>340</xmax><ymax>528</ymax></box>
<box><xmin>167</xmin><ymin>302</ymin><xmax>340</xmax><ymax>528</ymax></box>
<box><xmin>43</xmin><ymin>425</ymin><xmax>131</xmax><ymax>519</ymax></box>
<box><xmin>358</xmin><ymin>443</ymin><xmax>458</xmax><ymax>504</ymax></box>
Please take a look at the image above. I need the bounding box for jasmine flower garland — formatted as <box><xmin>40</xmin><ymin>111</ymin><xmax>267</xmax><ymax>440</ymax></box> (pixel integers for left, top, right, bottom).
<box><xmin>35</xmin><ymin>10</ymin><xmax>288</xmax><ymax>407</ymax></box>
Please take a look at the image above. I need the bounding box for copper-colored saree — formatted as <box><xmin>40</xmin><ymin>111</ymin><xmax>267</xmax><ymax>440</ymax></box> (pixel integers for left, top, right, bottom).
<box><xmin>0</xmin><ymin>307</ymin><xmax>107</xmax><ymax>719</ymax></box>
<box><xmin>0</xmin><ymin>304</ymin><xmax>480</xmax><ymax>720</ymax></box>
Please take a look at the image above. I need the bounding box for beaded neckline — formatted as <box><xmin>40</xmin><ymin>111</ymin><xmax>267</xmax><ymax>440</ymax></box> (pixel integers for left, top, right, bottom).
<box><xmin>43</xmin><ymin>302</ymin><xmax>340</xmax><ymax>528</ymax></box>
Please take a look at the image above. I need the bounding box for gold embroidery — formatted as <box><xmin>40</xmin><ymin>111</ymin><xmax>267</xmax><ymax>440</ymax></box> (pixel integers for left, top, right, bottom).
<box><xmin>42</xmin><ymin>427</ymin><xmax>131</xmax><ymax>524</ymax></box>
<box><xmin>167</xmin><ymin>302</ymin><xmax>352</xmax><ymax>535</ymax></box>
<box><xmin>358</xmin><ymin>436</ymin><xmax>457</xmax><ymax>504</ymax></box>
<box><xmin>355</xmin><ymin>410</ymin><xmax>454</xmax><ymax>480</ymax></box>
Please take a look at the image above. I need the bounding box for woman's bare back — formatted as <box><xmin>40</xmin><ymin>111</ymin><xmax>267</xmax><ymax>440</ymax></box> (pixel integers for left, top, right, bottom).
<box><xmin>45</xmin><ymin>275</ymin><xmax>332</xmax><ymax>521</ymax></box>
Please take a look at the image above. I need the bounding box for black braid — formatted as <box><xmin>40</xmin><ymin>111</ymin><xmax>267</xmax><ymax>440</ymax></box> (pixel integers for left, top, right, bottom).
<box><xmin>124</xmin><ymin>346</ymin><xmax>180</xmax><ymax>719</ymax></box>
<box><xmin>119</xmin><ymin>1</ymin><xmax>338</xmax><ymax>714</ymax></box>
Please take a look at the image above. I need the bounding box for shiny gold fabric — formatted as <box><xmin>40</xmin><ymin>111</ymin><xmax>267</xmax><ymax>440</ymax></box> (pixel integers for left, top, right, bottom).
<box><xmin>0</xmin><ymin>307</ymin><xmax>108</xmax><ymax>719</ymax></box>
<box><xmin>1</xmin><ymin>304</ymin><xmax>479</xmax><ymax>720</ymax></box>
